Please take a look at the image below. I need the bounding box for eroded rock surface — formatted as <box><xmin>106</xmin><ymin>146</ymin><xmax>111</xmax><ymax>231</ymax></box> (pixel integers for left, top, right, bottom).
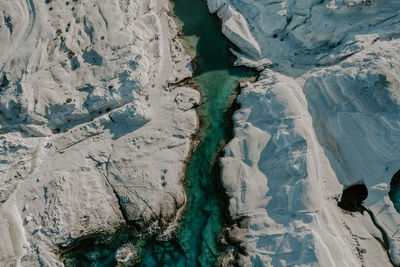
<box><xmin>0</xmin><ymin>0</ymin><xmax>198</xmax><ymax>265</ymax></box>
<box><xmin>210</xmin><ymin>0</ymin><xmax>400</xmax><ymax>265</ymax></box>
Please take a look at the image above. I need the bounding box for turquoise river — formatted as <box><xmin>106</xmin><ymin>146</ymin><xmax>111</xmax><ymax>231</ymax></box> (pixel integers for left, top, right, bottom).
<box><xmin>63</xmin><ymin>0</ymin><xmax>254</xmax><ymax>265</ymax></box>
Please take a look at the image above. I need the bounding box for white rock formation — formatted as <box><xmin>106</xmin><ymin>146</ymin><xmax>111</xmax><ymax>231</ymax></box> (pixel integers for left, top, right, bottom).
<box><xmin>0</xmin><ymin>0</ymin><xmax>198</xmax><ymax>265</ymax></box>
<box><xmin>209</xmin><ymin>0</ymin><xmax>400</xmax><ymax>265</ymax></box>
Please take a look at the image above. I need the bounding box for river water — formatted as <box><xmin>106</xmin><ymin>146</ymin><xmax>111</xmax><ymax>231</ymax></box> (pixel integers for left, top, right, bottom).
<box><xmin>63</xmin><ymin>0</ymin><xmax>254</xmax><ymax>265</ymax></box>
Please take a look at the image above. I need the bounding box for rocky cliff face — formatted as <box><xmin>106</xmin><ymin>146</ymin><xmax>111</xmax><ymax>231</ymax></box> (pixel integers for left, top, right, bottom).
<box><xmin>209</xmin><ymin>0</ymin><xmax>400</xmax><ymax>265</ymax></box>
<box><xmin>0</xmin><ymin>0</ymin><xmax>198</xmax><ymax>265</ymax></box>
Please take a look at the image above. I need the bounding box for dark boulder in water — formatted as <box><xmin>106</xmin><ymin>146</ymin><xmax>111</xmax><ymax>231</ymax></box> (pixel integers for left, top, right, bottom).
<box><xmin>389</xmin><ymin>169</ymin><xmax>400</xmax><ymax>213</ymax></box>
<box><xmin>390</xmin><ymin>169</ymin><xmax>400</xmax><ymax>189</ymax></box>
<box><xmin>338</xmin><ymin>184</ymin><xmax>368</xmax><ymax>212</ymax></box>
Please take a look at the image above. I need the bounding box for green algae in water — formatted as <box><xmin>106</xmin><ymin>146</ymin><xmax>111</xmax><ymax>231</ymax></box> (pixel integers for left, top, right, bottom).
<box><xmin>62</xmin><ymin>226</ymin><xmax>144</xmax><ymax>266</ymax></box>
<box><xmin>62</xmin><ymin>0</ymin><xmax>254</xmax><ymax>265</ymax></box>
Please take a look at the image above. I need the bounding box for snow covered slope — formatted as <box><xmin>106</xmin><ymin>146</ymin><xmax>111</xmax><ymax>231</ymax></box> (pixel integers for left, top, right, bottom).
<box><xmin>0</xmin><ymin>0</ymin><xmax>198</xmax><ymax>265</ymax></box>
<box><xmin>209</xmin><ymin>0</ymin><xmax>400</xmax><ymax>265</ymax></box>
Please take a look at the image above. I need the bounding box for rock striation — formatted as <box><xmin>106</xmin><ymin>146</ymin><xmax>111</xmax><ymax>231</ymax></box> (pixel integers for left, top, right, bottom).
<box><xmin>209</xmin><ymin>0</ymin><xmax>400</xmax><ymax>265</ymax></box>
<box><xmin>0</xmin><ymin>0</ymin><xmax>199</xmax><ymax>265</ymax></box>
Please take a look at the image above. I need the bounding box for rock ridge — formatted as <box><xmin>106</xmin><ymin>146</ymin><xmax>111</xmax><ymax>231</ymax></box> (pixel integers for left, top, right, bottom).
<box><xmin>208</xmin><ymin>0</ymin><xmax>400</xmax><ymax>266</ymax></box>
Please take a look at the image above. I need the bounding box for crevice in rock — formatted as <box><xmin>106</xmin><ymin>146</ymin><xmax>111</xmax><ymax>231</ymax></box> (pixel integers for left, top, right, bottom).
<box><xmin>365</xmin><ymin>209</ymin><xmax>396</xmax><ymax>266</ymax></box>
<box><xmin>337</xmin><ymin>183</ymin><xmax>395</xmax><ymax>266</ymax></box>
<box><xmin>86</xmin><ymin>154</ymin><xmax>130</xmax><ymax>224</ymax></box>
<box><xmin>103</xmin><ymin>155</ymin><xmax>130</xmax><ymax>224</ymax></box>
<box><xmin>104</xmin><ymin>176</ymin><xmax>130</xmax><ymax>223</ymax></box>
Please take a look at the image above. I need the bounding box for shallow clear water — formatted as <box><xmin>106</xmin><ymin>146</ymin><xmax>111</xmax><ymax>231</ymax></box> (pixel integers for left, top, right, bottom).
<box><xmin>62</xmin><ymin>0</ymin><xmax>254</xmax><ymax>265</ymax></box>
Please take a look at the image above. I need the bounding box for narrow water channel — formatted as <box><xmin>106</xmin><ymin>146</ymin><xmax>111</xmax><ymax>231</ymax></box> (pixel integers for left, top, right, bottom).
<box><xmin>141</xmin><ymin>0</ymin><xmax>254</xmax><ymax>265</ymax></box>
<box><xmin>62</xmin><ymin>0</ymin><xmax>254</xmax><ymax>265</ymax></box>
